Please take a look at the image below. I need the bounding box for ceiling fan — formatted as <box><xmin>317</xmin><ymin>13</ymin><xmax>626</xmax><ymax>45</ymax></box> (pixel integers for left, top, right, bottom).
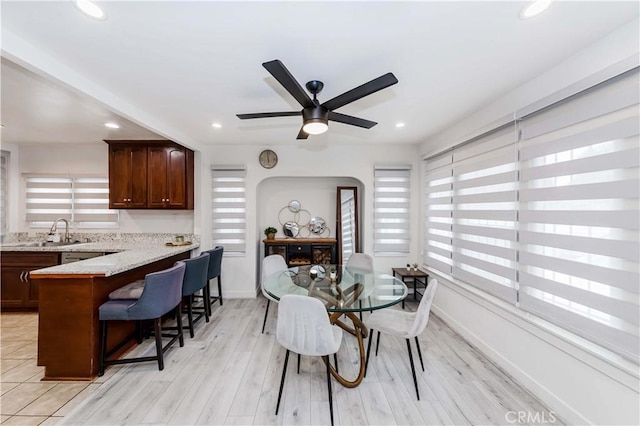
<box><xmin>237</xmin><ymin>60</ymin><xmax>398</xmax><ymax>139</ymax></box>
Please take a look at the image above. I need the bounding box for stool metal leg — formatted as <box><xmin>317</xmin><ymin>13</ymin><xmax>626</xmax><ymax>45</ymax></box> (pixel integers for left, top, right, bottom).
<box><xmin>176</xmin><ymin>306</ymin><xmax>184</xmax><ymax>347</ymax></box>
<box><xmin>375</xmin><ymin>331</ymin><xmax>381</xmax><ymax>356</ymax></box>
<box><xmin>186</xmin><ymin>295</ymin><xmax>195</xmax><ymax>338</ymax></box>
<box><xmin>217</xmin><ymin>275</ymin><xmax>223</xmax><ymax>306</ymax></box>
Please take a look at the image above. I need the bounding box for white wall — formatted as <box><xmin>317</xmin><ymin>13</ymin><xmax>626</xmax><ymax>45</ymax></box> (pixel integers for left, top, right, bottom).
<box><xmin>199</xmin><ymin>143</ymin><xmax>420</xmax><ymax>298</ymax></box>
<box><xmin>420</xmin><ymin>19</ymin><xmax>640</xmax><ymax>425</ymax></box>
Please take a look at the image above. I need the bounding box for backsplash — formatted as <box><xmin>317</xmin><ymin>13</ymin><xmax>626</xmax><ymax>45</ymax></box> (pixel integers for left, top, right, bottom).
<box><xmin>5</xmin><ymin>232</ymin><xmax>200</xmax><ymax>245</ymax></box>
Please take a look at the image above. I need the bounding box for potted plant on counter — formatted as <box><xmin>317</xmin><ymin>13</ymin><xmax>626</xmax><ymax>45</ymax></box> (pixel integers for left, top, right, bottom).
<box><xmin>264</xmin><ymin>226</ymin><xmax>278</xmax><ymax>240</ymax></box>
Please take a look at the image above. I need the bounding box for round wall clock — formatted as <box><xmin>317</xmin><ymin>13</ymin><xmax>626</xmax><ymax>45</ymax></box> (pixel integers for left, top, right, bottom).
<box><xmin>259</xmin><ymin>149</ymin><xmax>278</xmax><ymax>169</ymax></box>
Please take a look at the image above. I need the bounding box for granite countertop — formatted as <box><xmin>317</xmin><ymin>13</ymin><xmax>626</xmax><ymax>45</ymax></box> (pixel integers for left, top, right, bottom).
<box><xmin>2</xmin><ymin>241</ymin><xmax>198</xmax><ymax>277</ymax></box>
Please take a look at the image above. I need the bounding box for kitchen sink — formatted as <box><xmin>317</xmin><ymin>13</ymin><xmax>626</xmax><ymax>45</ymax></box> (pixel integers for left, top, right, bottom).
<box><xmin>2</xmin><ymin>241</ymin><xmax>82</xmax><ymax>247</ymax></box>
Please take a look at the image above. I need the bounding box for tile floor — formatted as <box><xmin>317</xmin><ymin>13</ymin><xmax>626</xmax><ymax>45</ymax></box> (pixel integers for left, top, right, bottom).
<box><xmin>0</xmin><ymin>312</ymin><xmax>100</xmax><ymax>425</ymax></box>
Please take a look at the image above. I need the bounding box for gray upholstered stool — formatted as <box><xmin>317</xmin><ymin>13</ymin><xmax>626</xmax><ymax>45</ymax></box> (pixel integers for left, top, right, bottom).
<box><xmin>98</xmin><ymin>262</ymin><xmax>186</xmax><ymax>376</ymax></box>
<box><xmin>200</xmin><ymin>246</ymin><xmax>224</xmax><ymax>314</ymax></box>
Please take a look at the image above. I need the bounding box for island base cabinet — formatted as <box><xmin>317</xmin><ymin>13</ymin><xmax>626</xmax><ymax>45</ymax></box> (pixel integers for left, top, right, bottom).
<box><xmin>1</xmin><ymin>252</ymin><xmax>60</xmax><ymax>310</ymax></box>
<box><xmin>34</xmin><ymin>251</ymin><xmax>189</xmax><ymax>381</ymax></box>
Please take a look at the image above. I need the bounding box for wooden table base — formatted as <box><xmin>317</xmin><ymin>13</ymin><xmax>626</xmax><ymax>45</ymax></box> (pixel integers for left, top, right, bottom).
<box><xmin>329</xmin><ymin>311</ymin><xmax>368</xmax><ymax>388</ymax></box>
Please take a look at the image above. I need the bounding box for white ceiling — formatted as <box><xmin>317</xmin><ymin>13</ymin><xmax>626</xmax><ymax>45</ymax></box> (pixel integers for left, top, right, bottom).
<box><xmin>1</xmin><ymin>1</ymin><xmax>638</xmax><ymax>150</ymax></box>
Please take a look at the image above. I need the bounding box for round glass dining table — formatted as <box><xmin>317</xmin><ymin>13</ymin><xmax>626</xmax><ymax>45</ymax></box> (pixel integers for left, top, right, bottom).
<box><xmin>263</xmin><ymin>264</ymin><xmax>408</xmax><ymax>387</ymax></box>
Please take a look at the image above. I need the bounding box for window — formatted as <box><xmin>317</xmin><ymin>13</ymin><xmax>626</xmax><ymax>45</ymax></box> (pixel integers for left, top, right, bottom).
<box><xmin>423</xmin><ymin>126</ymin><xmax>518</xmax><ymax>303</ymax></box>
<box><xmin>422</xmin><ymin>68</ymin><xmax>639</xmax><ymax>361</ymax></box>
<box><xmin>374</xmin><ymin>167</ymin><xmax>410</xmax><ymax>254</ymax></box>
<box><xmin>24</xmin><ymin>175</ymin><xmax>118</xmax><ymax>228</ymax></box>
<box><xmin>518</xmin><ymin>70</ymin><xmax>639</xmax><ymax>360</ymax></box>
<box><xmin>1</xmin><ymin>151</ymin><xmax>8</xmax><ymax>236</ymax></box>
<box><xmin>211</xmin><ymin>166</ymin><xmax>246</xmax><ymax>254</ymax></box>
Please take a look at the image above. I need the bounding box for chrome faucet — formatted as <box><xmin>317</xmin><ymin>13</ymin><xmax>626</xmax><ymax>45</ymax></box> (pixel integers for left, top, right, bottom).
<box><xmin>49</xmin><ymin>218</ymin><xmax>71</xmax><ymax>242</ymax></box>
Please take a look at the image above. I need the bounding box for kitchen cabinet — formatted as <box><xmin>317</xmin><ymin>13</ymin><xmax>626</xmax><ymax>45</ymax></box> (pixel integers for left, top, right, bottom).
<box><xmin>106</xmin><ymin>140</ymin><xmax>194</xmax><ymax>210</ymax></box>
<box><xmin>264</xmin><ymin>238</ymin><xmax>337</xmax><ymax>267</ymax></box>
<box><xmin>1</xmin><ymin>252</ymin><xmax>60</xmax><ymax>309</ymax></box>
<box><xmin>108</xmin><ymin>144</ymin><xmax>148</xmax><ymax>208</ymax></box>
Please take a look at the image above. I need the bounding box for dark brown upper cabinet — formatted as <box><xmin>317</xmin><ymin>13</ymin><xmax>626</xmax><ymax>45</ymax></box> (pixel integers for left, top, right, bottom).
<box><xmin>106</xmin><ymin>140</ymin><xmax>194</xmax><ymax>210</ymax></box>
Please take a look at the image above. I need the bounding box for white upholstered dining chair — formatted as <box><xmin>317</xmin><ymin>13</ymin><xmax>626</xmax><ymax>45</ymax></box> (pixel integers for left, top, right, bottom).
<box><xmin>261</xmin><ymin>254</ymin><xmax>289</xmax><ymax>333</ymax></box>
<box><xmin>275</xmin><ymin>294</ymin><xmax>342</xmax><ymax>426</ymax></box>
<box><xmin>364</xmin><ymin>278</ymin><xmax>438</xmax><ymax>400</ymax></box>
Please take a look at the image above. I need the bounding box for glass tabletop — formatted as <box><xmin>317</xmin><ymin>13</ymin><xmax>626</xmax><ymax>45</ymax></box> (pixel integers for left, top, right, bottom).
<box><xmin>263</xmin><ymin>264</ymin><xmax>408</xmax><ymax>313</ymax></box>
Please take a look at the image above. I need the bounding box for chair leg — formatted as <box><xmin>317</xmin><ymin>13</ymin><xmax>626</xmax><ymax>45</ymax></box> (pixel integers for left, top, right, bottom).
<box><xmin>359</xmin><ymin>300</ymin><xmax>363</xmax><ymax>321</ymax></box>
<box><xmin>325</xmin><ymin>355</ymin><xmax>334</xmax><ymax>426</ymax></box>
<box><xmin>261</xmin><ymin>299</ymin><xmax>270</xmax><ymax>334</ymax></box>
<box><xmin>186</xmin><ymin>295</ymin><xmax>195</xmax><ymax>338</ymax></box>
<box><xmin>98</xmin><ymin>320</ymin><xmax>107</xmax><ymax>376</ymax></box>
<box><xmin>204</xmin><ymin>284</ymin><xmax>212</xmax><ymax>319</ymax></box>
<box><xmin>218</xmin><ymin>275</ymin><xmax>223</xmax><ymax>306</ymax></box>
<box><xmin>176</xmin><ymin>306</ymin><xmax>184</xmax><ymax>347</ymax></box>
<box><xmin>275</xmin><ymin>349</ymin><xmax>290</xmax><ymax>415</ymax></box>
<box><xmin>297</xmin><ymin>353</ymin><xmax>301</xmax><ymax>374</ymax></box>
<box><xmin>333</xmin><ymin>353</ymin><xmax>338</xmax><ymax>374</ymax></box>
<box><xmin>415</xmin><ymin>336</ymin><xmax>425</xmax><ymax>372</ymax></box>
<box><xmin>406</xmin><ymin>338</ymin><xmax>420</xmax><ymax>400</ymax></box>
<box><xmin>154</xmin><ymin>318</ymin><xmax>164</xmax><ymax>371</ymax></box>
<box><xmin>203</xmin><ymin>290</ymin><xmax>210</xmax><ymax>323</ymax></box>
<box><xmin>365</xmin><ymin>328</ymin><xmax>374</xmax><ymax>377</ymax></box>
<box><xmin>375</xmin><ymin>331</ymin><xmax>381</xmax><ymax>356</ymax></box>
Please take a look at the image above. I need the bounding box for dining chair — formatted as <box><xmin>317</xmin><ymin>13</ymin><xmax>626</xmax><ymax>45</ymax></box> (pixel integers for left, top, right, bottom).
<box><xmin>261</xmin><ymin>254</ymin><xmax>288</xmax><ymax>334</ymax></box>
<box><xmin>275</xmin><ymin>294</ymin><xmax>343</xmax><ymax>426</ymax></box>
<box><xmin>346</xmin><ymin>252</ymin><xmax>373</xmax><ymax>271</ymax></box>
<box><xmin>346</xmin><ymin>252</ymin><xmax>374</xmax><ymax>319</ymax></box>
<box><xmin>364</xmin><ymin>278</ymin><xmax>438</xmax><ymax>400</ymax></box>
<box><xmin>97</xmin><ymin>262</ymin><xmax>186</xmax><ymax>376</ymax></box>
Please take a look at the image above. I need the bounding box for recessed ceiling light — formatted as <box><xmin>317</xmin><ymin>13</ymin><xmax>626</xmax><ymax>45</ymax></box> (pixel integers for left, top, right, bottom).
<box><xmin>75</xmin><ymin>0</ymin><xmax>107</xmax><ymax>20</ymax></box>
<box><xmin>211</xmin><ymin>123</ymin><xmax>222</xmax><ymax>129</ymax></box>
<box><xmin>520</xmin><ymin>0</ymin><xmax>552</xmax><ymax>19</ymax></box>
<box><xmin>104</xmin><ymin>122</ymin><xmax>120</xmax><ymax>129</ymax></box>
<box><xmin>395</xmin><ymin>122</ymin><xmax>406</xmax><ymax>128</ymax></box>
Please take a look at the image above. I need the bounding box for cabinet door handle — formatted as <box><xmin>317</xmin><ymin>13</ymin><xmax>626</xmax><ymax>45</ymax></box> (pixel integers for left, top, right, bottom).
<box><xmin>19</xmin><ymin>271</ymin><xmax>25</xmax><ymax>282</ymax></box>
<box><xmin>24</xmin><ymin>272</ymin><xmax>29</xmax><ymax>284</ymax></box>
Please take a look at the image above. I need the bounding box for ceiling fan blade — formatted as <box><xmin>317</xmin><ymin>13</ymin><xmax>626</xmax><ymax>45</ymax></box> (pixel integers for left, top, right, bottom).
<box><xmin>321</xmin><ymin>72</ymin><xmax>398</xmax><ymax>111</ymax></box>
<box><xmin>263</xmin><ymin>60</ymin><xmax>314</xmax><ymax>109</ymax></box>
<box><xmin>237</xmin><ymin>111</ymin><xmax>301</xmax><ymax>119</ymax></box>
<box><xmin>296</xmin><ymin>127</ymin><xmax>309</xmax><ymax>140</ymax></box>
<box><xmin>328</xmin><ymin>111</ymin><xmax>377</xmax><ymax>129</ymax></box>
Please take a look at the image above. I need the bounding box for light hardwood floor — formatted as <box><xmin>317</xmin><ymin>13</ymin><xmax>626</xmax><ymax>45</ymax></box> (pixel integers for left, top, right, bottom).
<box><xmin>2</xmin><ymin>297</ymin><xmax>561</xmax><ymax>425</ymax></box>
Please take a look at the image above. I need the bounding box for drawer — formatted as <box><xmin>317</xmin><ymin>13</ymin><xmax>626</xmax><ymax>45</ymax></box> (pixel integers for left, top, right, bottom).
<box><xmin>288</xmin><ymin>244</ymin><xmax>311</xmax><ymax>256</ymax></box>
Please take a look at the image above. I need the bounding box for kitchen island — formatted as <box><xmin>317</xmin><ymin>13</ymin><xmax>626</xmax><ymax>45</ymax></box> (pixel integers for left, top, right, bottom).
<box><xmin>8</xmin><ymin>242</ymin><xmax>199</xmax><ymax>381</ymax></box>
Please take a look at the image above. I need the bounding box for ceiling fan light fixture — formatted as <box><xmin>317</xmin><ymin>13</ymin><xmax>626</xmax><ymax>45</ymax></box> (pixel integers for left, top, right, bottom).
<box><xmin>74</xmin><ymin>0</ymin><xmax>107</xmax><ymax>20</ymax></box>
<box><xmin>303</xmin><ymin>119</ymin><xmax>328</xmax><ymax>135</ymax></box>
<box><xmin>520</xmin><ymin>0</ymin><xmax>552</xmax><ymax>19</ymax></box>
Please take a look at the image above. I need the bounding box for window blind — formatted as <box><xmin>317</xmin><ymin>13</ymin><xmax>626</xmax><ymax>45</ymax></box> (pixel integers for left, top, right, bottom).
<box><xmin>374</xmin><ymin>167</ymin><xmax>411</xmax><ymax>253</ymax></box>
<box><xmin>518</xmin><ymin>69</ymin><xmax>640</xmax><ymax>360</ymax></box>
<box><xmin>1</xmin><ymin>152</ymin><xmax>8</xmax><ymax>236</ymax></box>
<box><xmin>211</xmin><ymin>166</ymin><xmax>246</xmax><ymax>253</ymax></box>
<box><xmin>452</xmin><ymin>125</ymin><xmax>518</xmax><ymax>303</ymax></box>
<box><xmin>423</xmin><ymin>152</ymin><xmax>453</xmax><ymax>275</ymax></box>
<box><xmin>25</xmin><ymin>175</ymin><xmax>118</xmax><ymax>228</ymax></box>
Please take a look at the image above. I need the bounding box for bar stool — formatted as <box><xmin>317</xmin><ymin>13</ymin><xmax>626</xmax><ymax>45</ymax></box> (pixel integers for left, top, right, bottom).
<box><xmin>98</xmin><ymin>262</ymin><xmax>186</xmax><ymax>376</ymax></box>
<box><xmin>200</xmin><ymin>246</ymin><xmax>224</xmax><ymax>315</ymax></box>
<box><xmin>180</xmin><ymin>253</ymin><xmax>210</xmax><ymax>337</ymax></box>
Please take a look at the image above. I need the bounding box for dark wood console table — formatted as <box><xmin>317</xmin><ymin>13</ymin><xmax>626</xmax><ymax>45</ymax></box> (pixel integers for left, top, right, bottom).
<box><xmin>264</xmin><ymin>238</ymin><xmax>337</xmax><ymax>267</ymax></box>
